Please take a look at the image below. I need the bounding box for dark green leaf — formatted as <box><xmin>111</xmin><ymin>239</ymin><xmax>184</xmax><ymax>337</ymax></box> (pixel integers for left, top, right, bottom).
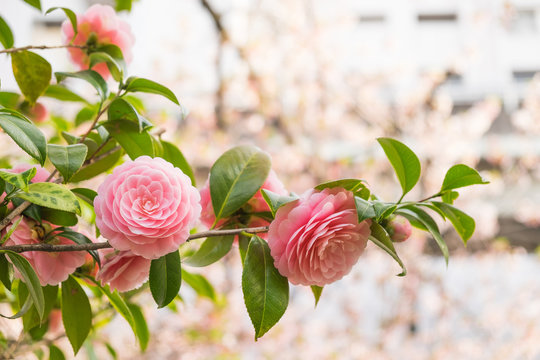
<box><xmin>12</xmin><ymin>51</ymin><xmax>51</xmax><ymax>105</ymax></box>
<box><xmin>45</xmin><ymin>7</ymin><xmax>76</xmax><ymax>37</ymax></box>
<box><xmin>0</xmin><ymin>167</ymin><xmax>36</xmax><ymax>192</ymax></box>
<box><xmin>55</xmin><ymin>71</ymin><xmax>109</xmax><ymax>101</ymax></box>
<box><xmin>53</xmin><ymin>229</ymin><xmax>99</xmax><ymax>267</ymax></box>
<box><xmin>0</xmin><ymin>110</ymin><xmax>47</xmax><ymax>165</ymax></box>
<box><xmin>377</xmin><ymin>137</ymin><xmax>421</xmax><ymax>199</ymax></box>
<box><xmin>242</xmin><ymin>236</ymin><xmax>289</xmax><ymax>340</ymax></box>
<box><xmin>71</xmin><ymin>188</ymin><xmax>97</xmax><ymax>204</ymax></box>
<box><xmin>70</xmin><ymin>144</ymin><xmax>122</xmax><ymax>182</ymax></box>
<box><xmin>0</xmin><ymin>16</ymin><xmax>14</xmax><ymax>49</ymax></box>
<box><xmin>210</xmin><ymin>145</ymin><xmax>271</xmax><ymax>222</ymax></box>
<box><xmin>41</xmin><ymin>208</ymin><xmax>78</xmax><ymax>226</ymax></box>
<box><xmin>184</xmin><ymin>235</ymin><xmax>234</xmax><ymax>267</ymax></box>
<box><xmin>238</xmin><ymin>234</ymin><xmax>250</xmax><ymax>266</ymax></box>
<box><xmin>149</xmin><ymin>251</ymin><xmax>181</xmax><ymax>308</ymax></box>
<box><xmin>108</xmin><ymin>98</ymin><xmax>151</xmax><ymax>132</ymax></box>
<box><xmin>126</xmin><ymin>304</ymin><xmax>149</xmax><ymax>352</ymax></box>
<box><xmin>310</xmin><ymin>285</ymin><xmax>323</xmax><ymax>307</ymax></box>
<box><xmin>0</xmin><ymin>91</ymin><xmax>21</xmax><ymax>107</ymax></box>
<box><xmin>16</xmin><ymin>183</ymin><xmax>80</xmax><ymax>214</ymax></box>
<box><xmin>48</xmin><ymin>144</ymin><xmax>88</xmax><ymax>182</ymax></box>
<box><xmin>354</xmin><ymin>196</ymin><xmax>376</xmax><ymax>222</ymax></box>
<box><xmin>441</xmin><ymin>164</ymin><xmax>489</xmax><ymax>191</ymax></box>
<box><xmin>0</xmin><ymin>294</ymin><xmax>33</xmax><ymax>319</ymax></box>
<box><xmin>124</xmin><ymin>77</ymin><xmax>179</xmax><ymax>105</ymax></box>
<box><xmin>44</xmin><ymin>85</ymin><xmax>87</xmax><ymax>103</ymax></box>
<box><xmin>181</xmin><ymin>270</ymin><xmax>216</xmax><ymax>302</ymax></box>
<box><xmin>49</xmin><ymin>345</ymin><xmax>66</xmax><ymax>360</ymax></box>
<box><xmin>160</xmin><ymin>141</ymin><xmax>195</xmax><ymax>186</ymax></box>
<box><xmin>20</xmin><ymin>284</ymin><xmax>58</xmax><ymax>331</ymax></box>
<box><xmin>432</xmin><ymin>201</ymin><xmax>475</xmax><ymax>245</ymax></box>
<box><xmin>0</xmin><ymin>254</ymin><xmax>12</xmax><ymax>290</ymax></box>
<box><xmin>369</xmin><ymin>222</ymin><xmax>407</xmax><ymax>276</ymax></box>
<box><xmin>103</xmin><ymin>120</ymin><xmax>157</xmax><ymax>159</ymax></box>
<box><xmin>23</xmin><ymin>0</ymin><xmax>42</xmax><ymax>11</ymax></box>
<box><xmin>261</xmin><ymin>189</ymin><xmax>298</xmax><ymax>217</ymax></box>
<box><xmin>61</xmin><ymin>276</ymin><xmax>91</xmax><ymax>355</ymax></box>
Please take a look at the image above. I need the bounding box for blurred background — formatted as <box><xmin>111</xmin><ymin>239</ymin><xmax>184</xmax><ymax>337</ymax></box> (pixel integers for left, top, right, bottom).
<box><xmin>1</xmin><ymin>0</ymin><xmax>540</xmax><ymax>359</ymax></box>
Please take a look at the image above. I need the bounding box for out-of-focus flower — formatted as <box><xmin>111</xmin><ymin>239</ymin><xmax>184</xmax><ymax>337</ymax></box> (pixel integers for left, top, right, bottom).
<box><xmin>96</xmin><ymin>249</ymin><xmax>151</xmax><ymax>292</ymax></box>
<box><xmin>267</xmin><ymin>187</ymin><xmax>371</xmax><ymax>286</ymax></box>
<box><xmin>62</xmin><ymin>4</ymin><xmax>135</xmax><ymax>79</ymax></box>
<box><xmin>27</xmin><ymin>103</ymin><xmax>49</xmax><ymax>123</ymax></box>
<box><xmin>385</xmin><ymin>215</ymin><xmax>412</xmax><ymax>242</ymax></box>
<box><xmin>3</xmin><ymin>217</ymin><xmax>86</xmax><ymax>286</ymax></box>
<box><xmin>94</xmin><ymin>156</ymin><xmax>201</xmax><ymax>259</ymax></box>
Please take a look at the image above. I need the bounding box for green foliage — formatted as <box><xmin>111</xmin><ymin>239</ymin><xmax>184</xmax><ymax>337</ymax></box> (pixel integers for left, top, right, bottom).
<box><xmin>70</xmin><ymin>142</ymin><xmax>122</xmax><ymax>182</ymax></box>
<box><xmin>115</xmin><ymin>0</ymin><xmax>134</xmax><ymax>12</ymax></box>
<box><xmin>16</xmin><ymin>183</ymin><xmax>81</xmax><ymax>214</ymax></box>
<box><xmin>160</xmin><ymin>141</ymin><xmax>196</xmax><ymax>186</ymax></box>
<box><xmin>48</xmin><ymin>345</ymin><xmax>66</xmax><ymax>360</ymax></box>
<box><xmin>0</xmin><ymin>167</ymin><xmax>36</xmax><ymax>192</ymax></box>
<box><xmin>242</xmin><ymin>236</ymin><xmax>289</xmax><ymax>340</ymax></box>
<box><xmin>108</xmin><ymin>98</ymin><xmax>151</xmax><ymax>132</ymax></box>
<box><xmin>184</xmin><ymin>235</ymin><xmax>234</xmax><ymax>267</ymax></box>
<box><xmin>261</xmin><ymin>189</ymin><xmax>298</xmax><ymax>217</ymax></box>
<box><xmin>11</xmin><ymin>51</ymin><xmax>51</xmax><ymax>105</ymax></box>
<box><xmin>45</xmin><ymin>8</ymin><xmax>77</xmax><ymax>38</ymax></box>
<box><xmin>44</xmin><ymin>85</ymin><xmax>88</xmax><ymax>103</ymax></box>
<box><xmin>55</xmin><ymin>71</ymin><xmax>109</xmax><ymax>102</ymax></box>
<box><xmin>149</xmin><ymin>250</ymin><xmax>181</xmax><ymax>308</ymax></box>
<box><xmin>0</xmin><ymin>16</ymin><xmax>14</xmax><ymax>49</ymax></box>
<box><xmin>23</xmin><ymin>0</ymin><xmax>42</xmax><ymax>11</ymax></box>
<box><xmin>124</xmin><ymin>77</ymin><xmax>180</xmax><ymax>105</ymax></box>
<box><xmin>61</xmin><ymin>276</ymin><xmax>91</xmax><ymax>355</ymax></box>
<box><xmin>182</xmin><ymin>270</ymin><xmax>217</xmax><ymax>302</ymax></box>
<box><xmin>126</xmin><ymin>304</ymin><xmax>149</xmax><ymax>351</ymax></box>
<box><xmin>432</xmin><ymin>201</ymin><xmax>475</xmax><ymax>245</ymax></box>
<box><xmin>103</xmin><ymin>120</ymin><xmax>159</xmax><ymax>159</ymax></box>
<box><xmin>0</xmin><ymin>254</ymin><xmax>12</xmax><ymax>291</ymax></box>
<box><xmin>369</xmin><ymin>222</ymin><xmax>407</xmax><ymax>276</ymax></box>
<box><xmin>354</xmin><ymin>196</ymin><xmax>376</xmax><ymax>222</ymax></box>
<box><xmin>310</xmin><ymin>285</ymin><xmax>323</xmax><ymax>307</ymax></box>
<box><xmin>441</xmin><ymin>164</ymin><xmax>489</xmax><ymax>192</ymax></box>
<box><xmin>19</xmin><ymin>283</ymin><xmax>57</xmax><ymax>331</ymax></box>
<box><xmin>49</xmin><ymin>228</ymin><xmax>100</xmax><ymax>266</ymax></box>
<box><xmin>47</xmin><ymin>144</ymin><xmax>88</xmax><ymax>182</ymax></box>
<box><xmin>0</xmin><ymin>110</ymin><xmax>47</xmax><ymax>165</ymax></box>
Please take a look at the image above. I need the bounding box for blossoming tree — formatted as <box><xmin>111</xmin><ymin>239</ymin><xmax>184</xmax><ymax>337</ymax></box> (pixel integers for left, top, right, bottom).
<box><xmin>0</xmin><ymin>2</ymin><xmax>488</xmax><ymax>358</ymax></box>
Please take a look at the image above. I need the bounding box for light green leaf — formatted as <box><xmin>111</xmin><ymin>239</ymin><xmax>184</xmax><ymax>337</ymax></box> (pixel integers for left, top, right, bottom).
<box><xmin>23</xmin><ymin>0</ymin><xmax>42</xmax><ymax>11</ymax></box>
<box><xmin>0</xmin><ymin>167</ymin><xmax>36</xmax><ymax>192</ymax></box>
<box><xmin>184</xmin><ymin>235</ymin><xmax>234</xmax><ymax>267</ymax></box>
<box><xmin>242</xmin><ymin>236</ymin><xmax>289</xmax><ymax>340</ymax></box>
<box><xmin>372</xmin><ymin>200</ymin><xmax>397</xmax><ymax>221</ymax></box>
<box><xmin>55</xmin><ymin>70</ymin><xmax>109</xmax><ymax>101</ymax></box>
<box><xmin>124</xmin><ymin>77</ymin><xmax>180</xmax><ymax>105</ymax></box>
<box><xmin>16</xmin><ymin>182</ymin><xmax>81</xmax><ymax>214</ymax></box>
<box><xmin>44</xmin><ymin>85</ymin><xmax>88</xmax><ymax>103</ymax></box>
<box><xmin>126</xmin><ymin>304</ymin><xmax>149</xmax><ymax>352</ymax></box>
<box><xmin>88</xmin><ymin>52</ymin><xmax>123</xmax><ymax>82</ymax></box>
<box><xmin>314</xmin><ymin>178</ymin><xmax>366</xmax><ymax>192</ymax></box>
<box><xmin>45</xmin><ymin>7</ymin><xmax>76</xmax><ymax>37</ymax></box>
<box><xmin>61</xmin><ymin>276</ymin><xmax>91</xmax><ymax>355</ymax></box>
<box><xmin>103</xmin><ymin>120</ymin><xmax>156</xmax><ymax>159</ymax></box>
<box><xmin>442</xmin><ymin>190</ymin><xmax>459</xmax><ymax>204</ymax></box>
<box><xmin>49</xmin><ymin>344</ymin><xmax>66</xmax><ymax>360</ymax></box>
<box><xmin>115</xmin><ymin>0</ymin><xmax>133</xmax><ymax>11</ymax></box>
<box><xmin>48</xmin><ymin>144</ymin><xmax>88</xmax><ymax>183</ymax></box>
<box><xmin>0</xmin><ymin>16</ymin><xmax>14</xmax><ymax>49</ymax></box>
<box><xmin>0</xmin><ymin>294</ymin><xmax>33</xmax><ymax>319</ymax></box>
<box><xmin>432</xmin><ymin>201</ymin><xmax>475</xmax><ymax>245</ymax></box>
<box><xmin>12</xmin><ymin>51</ymin><xmax>51</xmax><ymax>105</ymax></box>
<box><xmin>310</xmin><ymin>285</ymin><xmax>323</xmax><ymax>307</ymax></box>
<box><xmin>149</xmin><ymin>251</ymin><xmax>181</xmax><ymax>308</ymax></box>
<box><xmin>108</xmin><ymin>98</ymin><xmax>151</xmax><ymax>132</ymax></box>
<box><xmin>181</xmin><ymin>270</ymin><xmax>216</xmax><ymax>302</ymax></box>
<box><xmin>0</xmin><ymin>110</ymin><xmax>47</xmax><ymax>165</ymax></box>
<box><xmin>210</xmin><ymin>145</ymin><xmax>271</xmax><ymax>222</ymax></box>
<box><xmin>20</xmin><ymin>284</ymin><xmax>58</xmax><ymax>331</ymax></box>
<box><xmin>261</xmin><ymin>189</ymin><xmax>298</xmax><ymax>217</ymax></box>
<box><xmin>70</xmin><ymin>142</ymin><xmax>122</xmax><ymax>182</ymax></box>
<box><xmin>160</xmin><ymin>141</ymin><xmax>195</xmax><ymax>186</ymax></box>
<box><xmin>441</xmin><ymin>164</ymin><xmax>489</xmax><ymax>191</ymax></box>
<box><xmin>0</xmin><ymin>91</ymin><xmax>21</xmax><ymax>107</ymax></box>
<box><xmin>0</xmin><ymin>216</ymin><xmax>23</xmax><ymax>245</ymax></box>
<box><xmin>377</xmin><ymin>137</ymin><xmax>421</xmax><ymax>200</ymax></box>
<box><xmin>354</xmin><ymin>196</ymin><xmax>376</xmax><ymax>222</ymax></box>
<box><xmin>369</xmin><ymin>222</ymin><xmax>407</xmax><ymax>276</ymax></box>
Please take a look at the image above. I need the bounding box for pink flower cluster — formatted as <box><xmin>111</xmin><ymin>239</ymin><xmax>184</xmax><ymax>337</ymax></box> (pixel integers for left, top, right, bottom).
<box><xmin>62</xmin><ymin>4</ymin><xmax>135</xmax><ymax>79</ymax></box>
<box><xmin>267</xmin><ymin>188</ymin><xmax>371</xmax><ymax>287</ymax></box>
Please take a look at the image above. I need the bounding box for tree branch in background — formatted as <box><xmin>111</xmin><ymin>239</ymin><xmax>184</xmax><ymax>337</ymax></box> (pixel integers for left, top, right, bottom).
<box><xmin>0</xmin><ymin>44</ymin><xmax>86</xmax><ymax>54</ymax></box>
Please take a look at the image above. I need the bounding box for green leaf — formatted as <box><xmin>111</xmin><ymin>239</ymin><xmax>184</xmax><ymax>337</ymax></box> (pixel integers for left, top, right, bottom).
<box><xmin>210</xmin><ymin>145</ymin><xmax>271</xmax><ymax>222</ymax></box>
<box><xmin>61</xmin><ymin>276</ymin><xmax>91</xmax><ymax>355</ymax></box>
<box><xmin>55</xmin><ymin>71</ymin><xmax>109</xmax><ymax>101</ymax></box>
<box><xmin>0</xmin><ymin>91</ymin><xmax>21</xmax><ymax>107</ymax></box>
<box><xmin>432</xmin><ymin>201</ymin><xmax>475</xmax><ymax>245</ymax></box>
<box><xmin>0</xmin><ymin>254</ymin><xmax>12</xmax><ymax>290</ymax></box>
<box><xmin>124</xmin><ymin>77</ymin><xmax>180</xmax><ymax>105</ymax></box>
<box><xmin>23</xmin><ymin>0</ymin><xmax>42</xmax><ymax>11</ymax></box>
<box><xmin>181</xmin><ymin>270</ymin><xmax>217</xmax><ymax>302</ymax></box>
<box><xmin>441</xmin><ymin>164</ymin><xmax>489</xmax><ymax>191</ymax></box>
<box><xmin>399</xmin><ymin>206</ymin><xmax>449</xmax><ymax>265</ymax></box>
<box><xmin>369</xmin><ymin>222</ymin><xmax>407</xmax><ymax>276</ymax></box>
<box><xmin>115</xmin><ymin>0</ymin><xmax>133</xmax><ymax>11</ymax></box>
<box><xmin>184</xmin><ymin>235</ymin><xmax>234</xmax><ymax>267</ymax></box>
<box><xmin>103</xmin><ymin>120</ymin><xmax>157</xmax><ymax>159</ymax></box>
<box><xmin>41</xmin><ymin>208</ymin><xmax>78</xmax><ymax>226</ymax></box>
<box><xmin>71</xmin><ymin>188</ymin><xmax>97</xmax><ymax>204</ymax></box>
<box><xmin>0</xmin><ymin>294</ymin><xmax>33</xmax><ymax>319</ymax></box>
<box><xmin>372</xmin><ymin>201</ymin><xmax>397</xmax><ymax>221</ymax></box>
<box><xmin>310</xmin><ymin>285</ymin><xmax>323</xmax><ymax>307</ymax></box>
<box><xmin>149</xmin><ymin>251</ymin><xmax>181</xmax><ymax>308</ymax></box>
<box><xmin>45</xmin><ymin>7</ymin><xmax>76</xmax><ymax>37</ymax></box>
<box><xmin>238</xmin><ymin>234</ymin><xmax>250</xmax><ymax>266</ymax></box>
<box><xmin>377</xmin><ymin>137</ymin><xmax>421</xmax><ymax>200</ymax></box>
<box><xmin>160</xmin><ymin>141</ymin><xmax>195</xmax><ymax>186</ymax></box>
<box><xmin>0</xmin><ymin>16</ymin><xmax>14</xmax><ymax>49</ymax></box>
<box><xmin>126</xmin><ymin>304</ymin><xmax>149</xmax><ymax>352</ymax></box>
<box><xmin>261</xmin><ymin>189</ymin><xmax>298</xmax><ymax>217</ymax></box>
<box><xmin>20</xmin><ymin>284</ymin><xmax>58</xmax><ymax>331</ymax></box>
<box><xmin>70</xmin><ymin>143</ymin><xmax>122</xmax><ymax>182</ymax></box>
<box><xmin>0</xmin><ymin>167</ymin><xmax>36</xmax><ymax>192</ymax></box>
<box><xmin>52</xmin><ymin>228</ymin><xmax>99</xmax><ymax>267</ymax></box>
<box><xmin>16</xmin><ymin>182</ymin><xmax>81</xmax><ymax>214</ymax></box>
<box><xmin>0</xmin><ymin>110</ymin><xmax>47</xmax><ymax>165</ymax></box>
<box><xmin>49</xmin><ymin>345</ymin><xmax>66</xmax><ymax>360</ymax></box>
<box><xmin>354</xmin><ymin>196</ymin><xmax>376</xmax><ymax>222</ymax></box>
<box><xmin>48</xmin><ymin>144</ymin><xmax>88</xmax><ymax>182</ymax></box>
<box><xmin>12</xmin><ymin>51</ymin><xmax>51</xmax><ymax>105</ymax></box>
<box><xmin>44</xmin><ymin>85</ymin><xmax>87</xmax><ymax>103</ymax></box>
<box><xmin>108</xmin><ymin>98</ymin><xmax>151</xmax><ymax>132</ymax></box>
<box><xmin>442</xmin><ymin>190</ymin><xmax>459</xmax><ymax>204</ymax></box>
<box><xmin>314</xmin><ymin>178</ymin><xmax>366</xmax><ymax>192</ymax></box>
<box><xmin>242</xmin><ymin>236</ymin><xmax>289</xmax><ymax>340</ymax></box>
<box><xmin>88</xmin><ymin>52</ymin><xmax>123</xmax><ymax>82</ymax></box>
<box><xmin>0</xmin><ymin>250</ymin><xmax>45</xmax><ymax>320</ymax></box>
<box><xmin>1</xmin><ymin>216</ymin><xmax>23</xmax><ymax>245</ymax></box>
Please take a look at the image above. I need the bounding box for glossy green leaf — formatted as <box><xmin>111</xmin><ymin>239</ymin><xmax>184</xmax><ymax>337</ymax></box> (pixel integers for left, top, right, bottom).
<box><xmin>238</xmin><ymin>234</ymin><xmax>250</xmax><ymax>266</ymax></box>
<box><xmin>20</xmin><ymin>284</ymin><xmax>57</xmax><ymax>331</ymax></box>
<box><xmin>314</xmin><ymin>178</ymin><xmax>367</xmax><ymax>192</ymax></box>
<box><xmin>441</xmin><ymin>164</ymin><xmax>489</xmax><ymax>191</ymax></box>
<box><xmin>372</xmin><ymin>201</ymin><xmax>397</xmax><ymax>221</ymax></box>
<box><xmin>310</xmin><ymin>285</ymin><xmax>323</xmax><ymax>307</ymax></box>
<box><xmin>88</xmin><ymin>52</ymin><xmax>123</xmax><ymax>82</ymax></box>
<box><xmin>242</xmin><ymin>236</ymin><xmax>289</xmax><ymax>340</ymax></box>
<box><xmin>70</xmin><ymin>143</ymin><xmax>122</xmax><ymax>182</ymax></box>
<box><xmin>52</xmin><ymin>228</ymin><xmax>99</xmax><ymax>267</ymax></box>
<box><xmin>12</xmin><ymin>51</ymin><xmax>51</xmax><ymax>105</ymax></box>
<box><xmin>377</xmin><ymin>137</ymin><xmax>421</xmax><ymax>199</ymax></box>
<box><xmin>45</xmin><ymin>7</ymin><xmax>76</xmax><ymax>37</ymax></box>
<box><xmin>108</xmin><ymin>98</ymin><xmax>151</xmax><ymax>132</ymax></box>
<box><xmin>55</xmin><ymin>70</ymin><xmax>109</xmax><ymax>101</ymax></box>
<box><xmin>181</xmin><ymin>270</ymin><xmax>217</xmax><ymax>302</ymax></box>
<box><xmin>184</xmin><ymin>235</ymin><xmax>234</xmax><ymax>267</ymax></box>
<box><xmin>149</xmin><ymin>251</ymin><xmax>181</xmax><ymax>308</ymax></box>
<box><xmin>41</xmin><ymin>208</ymin><xmax>78</xmax><ymax>226</ymax></box>
<box><xmin>0</xmin><ymin>16</ymin><xmax>14</xmax><ymax>49</ymax></box>
<box><xmin>261</xmin><ymin>189</ymin><xmax>298</xmax><ymax>217</ymax></box>
<box><xmin>369</xmin><ymin>222</ymin><xmax>407</xmax><ymax>276</ymax></box>
<box><xmin>124</xmin><ymin>77</ymin><xmax>180</xmax><ymax>105</ymax></box>
<box><xmin>432</xmin><ymin>201</ymin><xmax>475</xmax><ymax>245</ymax></box>
<box><xmin>44</xmin><ymin>85</ymin><xmax>87</xmax><ymax>103</ymax></box>
<box><xmin>16</xmin><ymin>182</ymin><xmax>81</xmax><ymax>214</ymax></box>
<box><xmin>103</xmin><ymin>120</ymin><xmax>156</xmax><ymax>159</ymax></box>
<box><xmin>71</xmin><ymin>188</ymin><xmax>97</xmax><ymax>204</ymax></box>
<box><xmin>210</xmin><ymin>145</ymin><xmax>271</xmax><ymax>222</ymax></box>
<box><xmin>48</xmin><ymin>144</ymin><xmax>88</xmax><ymax>182</ymax></box>
<box><xmin>0</xmin><ymin>110</ymin><xmax>47</xmax><ymax>165</ymax></box>
<box><xmin>160</xmin><ymin>141</ymin><xmax>195</xmax><ymax>186</ymax></box>
<box><xmin>23</xmin><ymin>0</ymin><xmax>42</xmax><ymax>11</ymax></box>
<box><xmin>49</xmin><ymin>345</ymin><xmax>66</xmax><ymax>360</ymax></box>
<box><xmin>0</xmin><ymin>254</ymin><xmax>12</xmax><ymax>290</ymax></box>
<box><xmin>354</xmin><ymin>196</ymin><xmax>376</xmax><ymax>222</ymax></box>
<box><xmin>127</xmin><ymin>304</ymin><xmax>149</xmax><ymax>352</ymax></box>
<box><xmin>61</xmin><ymin>276</ymin><xmax>91</xmax><ymax>355</ymax></box>
<box><xmin>0</xmin><ymin>167</ymin><xmax>36</xmax><ymax>192</ymax></box>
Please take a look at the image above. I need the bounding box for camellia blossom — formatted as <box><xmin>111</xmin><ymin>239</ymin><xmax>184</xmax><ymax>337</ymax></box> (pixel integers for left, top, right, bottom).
<box><xmin>96</xmin><ymin>249</ymin><xmax>151</xmax><ymax>292</ymax></box>
<box><xmin>199</xmin><ymin>169</ymin><xmax>288</xmax><ymax>237</ymax></box>
<box><xmin>62</xmin><ymin>4</ymin><xmax>135</xmax><ymax>79</ymax></box>
<box><xmin>267</xmin><ymin>187</ymin><xmax>371</xmax><ymax>287</ymax></box>
<box><xmin>3</xmin><ymin>217</ymin><xmax>86</xmax><ymax>286</ymax></box>
<box><xmin>386</xmin><ymin>215</ymin><xmax>412</xmax><ymax>242</ymax></box>
<box><xmin>94</xmin><ymin>156</ymin><xmax>201</xmax><ymax>259</ymax></box>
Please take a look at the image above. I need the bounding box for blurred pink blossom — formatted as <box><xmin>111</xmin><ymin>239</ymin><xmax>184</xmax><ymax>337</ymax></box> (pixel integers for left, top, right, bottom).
<box><xmin>96</xmin><ymin>249</ymin><xmax>151</xmax><ymax>292</ymax></box>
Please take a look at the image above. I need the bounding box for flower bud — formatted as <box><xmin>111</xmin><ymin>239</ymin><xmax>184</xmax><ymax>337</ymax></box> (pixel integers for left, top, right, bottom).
<box><xmin>385</xmin><ymin>215</ymin><xmax>412</xmax><ymax>243</ymax></box>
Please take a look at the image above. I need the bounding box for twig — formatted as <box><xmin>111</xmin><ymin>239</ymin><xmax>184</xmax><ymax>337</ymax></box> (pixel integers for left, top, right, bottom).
<box><xmin>1</xmin><ymin>226</ymin><xmax>269</xmax><ymax>253</ymax></box>
<box><xmin>0</xmin><ymin>44</ymin><xmax>86</xmax><ymax>54</ymax></box>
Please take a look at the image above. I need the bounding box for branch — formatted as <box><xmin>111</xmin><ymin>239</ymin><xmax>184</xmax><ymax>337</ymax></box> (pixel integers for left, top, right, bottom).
<box><xmin>0</xmin><ymin>226</ymin><xmax>269</xmax><ymax>253</ymax></box>
<box><xmin>0</xmin><ymin>44</ymin><xmax>86</xmax><ymax>54</ymax></box>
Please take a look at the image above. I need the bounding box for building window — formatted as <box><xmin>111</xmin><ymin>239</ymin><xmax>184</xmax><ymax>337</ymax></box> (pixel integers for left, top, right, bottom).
<box><xmin>417</xmin><ymin>13</ymin><xmax>458</xmax><ymax>23</ymax></box>
<box><xmin>512</xmin><ymin>70</ymin><xmax>539</xmax><ymax>82</ymax></box>
<box><xmin>359</xmin><ymin>15</ymin><xmax>386</xmax><ymax>24</ymax></box>
<box><xmin>510</xmin><ymin>9</ymin><xmax>536</xmax><ymax>33</ymax></box>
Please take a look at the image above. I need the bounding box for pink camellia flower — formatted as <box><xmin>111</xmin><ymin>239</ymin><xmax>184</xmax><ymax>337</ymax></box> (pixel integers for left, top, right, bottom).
<box><xmin>199</xmin><ymin>169</ymin><xmax>288</xmax><ymax>238</ymax></box>
<box><xmin>28</xmin><ymin>103</ymin><xmax>49</xmax><ymax>123</ymax></box>
<box><xmin>94</xmin><ymin>156</ymin><xmax>201</xmax><ymax>259</ymax></box>
<box><xmin>96</xmin><ymin>249</ymin><xmax>151</xmax><ymax>292</ymax></box>
<box><xmin>386</xmin><ymin>215</ymin><xmax>412</xmax><ymax>243</ymax></box>
<box><xmin>3</xmin><ymin>217</ymin><xmax>86</xmax><ymax>286</ymax></box>
<box><xmin>62</xmin><ymin>4</ymin><xmax>135</xmax><ymax>79</ymax></box>
<box><xmin>267</xmin><ymin>187</ymin><xmax>371</xmax><ymax>287</ymax></box>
